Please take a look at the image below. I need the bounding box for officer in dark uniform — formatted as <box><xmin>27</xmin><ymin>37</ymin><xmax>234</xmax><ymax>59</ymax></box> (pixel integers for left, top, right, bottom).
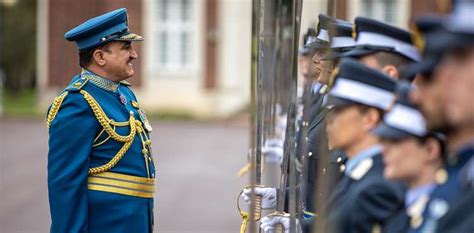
<box><xmin>322</xmin><ymin>58</ymin><xmax>405</xmax><ymax>233</ymax></box>
<box><xmin>341</xmin><ymin>17</ymin><xmax>420</xmax><ymax>79</ymax></box>
<box><xmin>322</xmin><ymin>21</ymin><xmax>355</xmax><ymax>63</ymax></box>
<box><xmin>297</xmin><ymin>14</ymin><xmax>353</xmax><ymax>232</ymax></box>
<box><xmin>249</xmin><ymin>14</ymin><xmax>351</xmax><ymax>233</ymax></box>
<box><xmin>409</xmin><ymin>1</ymin><xmax>474</xmax><ymax>232</ymax></box>
<box><xmin>298</xmin><ymin>13</ymin><xmax>339</xmax><ymax>214</ymax></box>
<box><xmin>309</xmin><ymin>20</ymin><xmax>355</xmax><ymax>205</ymax></box>
<box><xmin>372</xmin><ymin>82</ymin><xmax>446</xmax><ymax>233</ymax></box>
<box><xmin>47</xmin><ymin>8</ymin><xmax>155</xmax><ymax>233</ymax></box>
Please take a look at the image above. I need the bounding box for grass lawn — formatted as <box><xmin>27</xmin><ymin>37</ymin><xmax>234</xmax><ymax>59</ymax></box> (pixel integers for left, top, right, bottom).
<box><xmin>1</xmin><ymin>88</ymin><xmax>37</xmax><ymax>117</ymax></box>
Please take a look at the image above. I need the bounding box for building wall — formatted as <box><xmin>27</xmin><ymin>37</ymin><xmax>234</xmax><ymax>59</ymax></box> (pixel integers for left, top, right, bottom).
<box><xmin>37</xmin><ymin>0</ymin><xmax>143</xmax><ymax>112</ymax></box>
<box><xmin>38</xmin><ymin>0</ymin><xmax>444</xmax><ymax>118</ymax></box>
<box><xmin>139</xmin><ymin>0</ymin><xmax>211</xmax><ymax>117</ymax></box>
<box><xmin>138</xmin><ymin>0</ymin><xmax>254</xmax><ymax>118</ymax></box>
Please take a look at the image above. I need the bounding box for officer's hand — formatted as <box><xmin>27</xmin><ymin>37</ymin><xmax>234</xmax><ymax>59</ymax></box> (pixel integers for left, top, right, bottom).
<box><xmin>242</xmin><ymin>187</ymin><xmax>277</xmax><ymax>209</ymax></box>
<box><xmin>262</xmin><ymin>138</ymin><xmax>284</xmax><ymax>165</ymax></box>
<box><xmin>260</xmin><ymin>214</ymin><xmax>302</xmax><ymax>233</ymax></box>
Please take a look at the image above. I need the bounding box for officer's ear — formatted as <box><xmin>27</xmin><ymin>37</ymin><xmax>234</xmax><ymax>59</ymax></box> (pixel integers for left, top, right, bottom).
<box><xmin>92</xmin><ymin>45</ymin><xmax>111</xmax><ymax>67</ymax></box>
<box><xmin>360</xmin><ymin>106</ymin><xmax>382</xmax><ymax>131</ymax></box>
<box><xmin>92</xmin><ymin>49</ymin><xmax>107</xmax><ymax>66</ymax></box>
<box><xmin>381</xmin><ymin>65</ymin><xmax>399</xmax><ymax>79</ymax></box>
<box><xmin>424</xmin><ymin>137</ymin><xmax>442</xmax><ymax>162</ymax></box>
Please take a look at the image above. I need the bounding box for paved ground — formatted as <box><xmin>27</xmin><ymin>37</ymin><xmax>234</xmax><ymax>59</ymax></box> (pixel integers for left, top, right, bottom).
<box><xmin>0</xmin><ymin>117</ymin><xmax>251</xmax><ymax>233</ymax></box>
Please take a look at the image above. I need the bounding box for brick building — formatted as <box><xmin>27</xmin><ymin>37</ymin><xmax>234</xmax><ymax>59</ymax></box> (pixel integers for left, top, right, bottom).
<box><xmin>37</xmin><ymin>0</ymin><xmax>449</xmax><ymax>118</ymax></box>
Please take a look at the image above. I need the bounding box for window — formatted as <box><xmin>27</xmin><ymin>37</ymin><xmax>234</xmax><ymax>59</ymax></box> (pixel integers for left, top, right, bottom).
<box><xmin>357</xmin><ymin>0</ymin><xmax>401</xmax><ymax>26</ymax></box>
<box><xmin>153</xmin><ymin>0</ymin><xmax>195</xmax><ymax>71</ymax></box>
<box><xmin>348</xmin><ymin>0</ymin><xmax>410</xmax><ymax>28</ymax></box>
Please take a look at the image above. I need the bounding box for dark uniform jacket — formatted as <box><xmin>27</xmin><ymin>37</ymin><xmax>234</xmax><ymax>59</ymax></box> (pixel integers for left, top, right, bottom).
<box><xmin>325</xmin><ymin>152</ymin><xmax>405</xmax><ymax>233</ymax></box>
<box><xmin>420</xmin><ymin>145</ymin><xmax>474</xmax><ymax>233</ymax></box>
<box><xmin>47</xmin><ymin>70</ymin><xmax>155</xmax><ymax>233</ymax></box>
<box><xmin>297</xmin><ymin>85</ymin><xmax>347</xmax><ymax>233</ymax></box>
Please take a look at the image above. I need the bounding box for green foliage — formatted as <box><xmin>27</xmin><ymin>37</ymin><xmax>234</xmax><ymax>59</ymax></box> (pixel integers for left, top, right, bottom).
<box><xmin>0</xmin><ymin>0</ymin><xmax>37</xmax><ymax>92</ymax></box>
<box><xmin>2</xmin><ymin>87</ymin><xmax>37</xmax><ymax>116</ymax></box>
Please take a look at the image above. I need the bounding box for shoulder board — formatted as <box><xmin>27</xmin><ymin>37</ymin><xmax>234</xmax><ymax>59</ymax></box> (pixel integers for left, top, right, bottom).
<box><xmin>120</xmin><ymin>80</ymin><xmax>132</xmax><ymax>86</ymax></box>
<box><xmin>349</xmin><ymin>158</ymin><xmax>373</xmax><ymax>180</ymax></box>
<box><xmin>65</xmin><ymin>77</ymin><xmax>89</xmax><ymax>92</ymax></box>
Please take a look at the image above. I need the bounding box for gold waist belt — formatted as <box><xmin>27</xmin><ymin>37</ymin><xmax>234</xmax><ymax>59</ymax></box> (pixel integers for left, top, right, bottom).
<box><xmin>88</xmin><ymin>172</ymin><xmax>155</xmax><ymax>198</ymax></box>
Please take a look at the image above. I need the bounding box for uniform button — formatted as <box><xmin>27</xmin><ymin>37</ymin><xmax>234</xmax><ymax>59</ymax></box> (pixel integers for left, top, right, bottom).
<box><xmin>129</xmin><ymin>111</ymin><xmax>134</xmax><ymax>116</ymax></box>
<box><xmin>305</xmin><ymin>137</ymin><xmax>309</xmax><ymax>142</ymax></box>
<box><xmin>339</xmin><ymin>164</ymin><xmax>346</xmax><ymax>172</ymax></box>
<box><xmin>322</xmin><ymin>168</ymin><xmax>327</xmax><ymax>175</ymax></box>
<box><xmin>337</xmin><ymin>157</ymin><xmax>342</xmax><ymax>163</ymax></box>
<box><xmin>308</xmin><ymin>152</ymin><xmax>313</xmax><ymax>156</ymax></box>
<box><xmin>410</xmin><ymin>216</ymin><xmax>423</xmax><ymax>229</ymax></box>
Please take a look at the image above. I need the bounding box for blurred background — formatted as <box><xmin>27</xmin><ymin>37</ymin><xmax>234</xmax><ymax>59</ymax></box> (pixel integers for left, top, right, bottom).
<box><xmin>0</xmin><ymin>0</ymin><xmax>448</xmax><ymax>232</ymax></box>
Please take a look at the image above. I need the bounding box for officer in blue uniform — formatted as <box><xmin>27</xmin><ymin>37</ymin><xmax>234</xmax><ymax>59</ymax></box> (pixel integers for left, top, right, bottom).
<box><xmin>47</xmin><ymin>8</ymin><xmax>155</xmax><ymax>233</ymax></box>
<box><xmin>409</xmin><ymin>1</ymin><xmax>474</xmax><ymax>232</ymax></box>
<box><xmin>372</xmin><ymin>82</ymin><xmax>447</xmax><ymax>233</ymax></box>
<box><xmin>322</xmin><ymin>58</ymin><xmax>405</xmax><ymax>233</ymax></box>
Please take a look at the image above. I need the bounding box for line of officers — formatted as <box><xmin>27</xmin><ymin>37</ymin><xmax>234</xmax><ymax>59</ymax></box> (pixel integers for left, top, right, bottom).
<box><xmin>240</xmin><ymin>1</ymin><xmax>474</xmax><ymax>233</ymax></box>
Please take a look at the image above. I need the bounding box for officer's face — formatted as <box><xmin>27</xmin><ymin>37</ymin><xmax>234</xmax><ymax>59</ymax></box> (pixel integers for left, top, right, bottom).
<box><xmin>410</xmin><ymin>67</ymin><xmax>452</xmax><ymax>132</ymax></box>
<box><xmin>441</xmin><ymin>47</ymin><xmax>474</xmax><ymax>128</ymax></box>
<box><xmin>102</xmin><ymin>41</ymin><xmax>138</xmax><ymax>81</ymax></box>
<box><xmin>326</xmin><ymin>105</ymin><xmax>371</xmax><ymax>153</ymax></box>
<box><xmin>311</xmin><ymin>49</ymin><xmax>333</xmax><ymax>84</ymax></box>
<box><xmin>381</xmin><ymin>137</ymin><xmax>433</xmax><ymax>185</ymax></box>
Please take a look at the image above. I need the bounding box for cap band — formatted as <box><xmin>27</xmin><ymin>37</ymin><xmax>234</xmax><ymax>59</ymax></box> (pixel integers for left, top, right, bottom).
<box><xmin>384</xmin><ymin>104</ymin><xmax>427</xmax><ymax>136</ymax></box>
<box><xmin>317</xmin><ymin>29</ymin><xmax>330</xmax><ymax>42</ymax></box>
<box><xmin>331</xmin><ymin>36</ymin><xmax>356</xmax><ymax>49</ymax></box>
<box><xmin>330</xmin><ymin>77</ymin><xmax>395</xmax><ymax>110</ymax></box>
<box><xmin>448</xmin><ymin>2</ymin><xmax>474</xmax><ymax>34</ymax></box>
<box><xmin>305</xmin><ymin>36</ymin><xmax>318</xmax><ymax>46</ymax></box>
<box><xmin>356</xmin><ymin>32</ymin><xmax>420</xmax><ymax>61</ymax></box>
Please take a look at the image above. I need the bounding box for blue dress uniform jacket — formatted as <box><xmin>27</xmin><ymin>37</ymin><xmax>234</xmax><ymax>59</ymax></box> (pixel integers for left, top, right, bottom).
<box><xmin>325</xmin><ymin>152</ymin><xmax>405</xmax><ymax>233</ymax></box>
<box><xmin>418</xmin><ymin>145</ymin><xmax>473</xmax><ymax>233</ymax></box>
<box><xmin>47</xmin><ymin>70</ymin><xmax>155</xmax><ymax>233</ymax></box>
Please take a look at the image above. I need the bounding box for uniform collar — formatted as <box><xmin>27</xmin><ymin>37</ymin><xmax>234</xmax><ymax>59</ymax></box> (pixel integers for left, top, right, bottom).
<box><xmin>81</xmin><ymin>69</ymin><xmax>120</xmax><ymax>92</ymax></box>
<box><xmin>312</xmin><ymin>82</ymin><xmax>323</xmax><ymax>94</ymax></box>
<box><xmin>344</xmin><ymin>145</ymin><xmax>382</xmax><ymax>176</ymax></box>
<box><xmin>405</xmin><ymin>183</ymin><xmax>436</xmax><ymax>208</ymax></box>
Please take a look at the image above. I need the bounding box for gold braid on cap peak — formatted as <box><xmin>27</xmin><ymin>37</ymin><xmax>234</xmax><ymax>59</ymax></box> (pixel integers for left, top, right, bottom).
<box><xmin>352</xmin><ymin>23</ymin><xmax>358</xmax><ymax>40</ymax></box>
<box><xmin>411</xmin><ymin>23</ymin><xmax>426</xmax><ymax>53</ymax></box>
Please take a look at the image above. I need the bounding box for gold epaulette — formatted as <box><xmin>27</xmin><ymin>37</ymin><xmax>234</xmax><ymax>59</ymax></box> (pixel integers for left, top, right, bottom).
<box><xmin>46</xmin><ymin>91</ymin><xmax>69</xmax><ymax>128</ymax></box>
<box><xmin>65</xmin><ymin>77</ymin><xmax>89</xmax><ymax>92</ymax></box>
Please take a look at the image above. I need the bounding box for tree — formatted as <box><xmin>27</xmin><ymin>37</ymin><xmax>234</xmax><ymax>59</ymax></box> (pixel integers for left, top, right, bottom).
<box><xmin>0</xmin><ymin>0</ymin><xmax>37</xmax><ymax>93</ymax></box>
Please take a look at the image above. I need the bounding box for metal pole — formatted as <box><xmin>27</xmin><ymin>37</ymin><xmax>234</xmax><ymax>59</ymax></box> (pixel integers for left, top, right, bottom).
<box><xmin>249</xmin><ymin>0</ymin><xmax>263</xmax><ymax>231</ymax></box>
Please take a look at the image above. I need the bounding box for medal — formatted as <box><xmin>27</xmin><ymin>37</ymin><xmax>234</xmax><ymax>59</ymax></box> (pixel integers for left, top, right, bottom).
<box><xmin>119</xmin><ymin>94</ymin><xmax>127</xmax><ymax>105</ymax></box>
<box><xmin>138</xmin><ymin>109</ymin><xmax>153</xmax><ymax>132</ymax></box>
